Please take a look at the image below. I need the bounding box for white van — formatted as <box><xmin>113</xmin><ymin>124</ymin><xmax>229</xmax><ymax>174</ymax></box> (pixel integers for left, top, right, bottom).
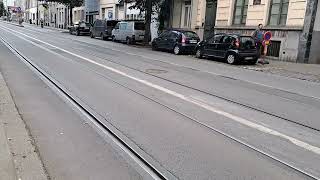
<box><xmin>111</xmin><ymin>21</ymin><xmax>145</xmax><ymax>44</ymax></box>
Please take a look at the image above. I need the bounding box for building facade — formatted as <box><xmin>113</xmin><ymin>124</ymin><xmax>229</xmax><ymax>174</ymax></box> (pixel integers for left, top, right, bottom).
<box><xmin>171</xmin><ymin>0</ymin><xmax>207</xmax><ymax>39</ymax></box>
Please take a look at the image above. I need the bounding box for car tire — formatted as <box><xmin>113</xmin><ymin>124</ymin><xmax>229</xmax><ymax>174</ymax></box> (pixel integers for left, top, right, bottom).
<box><xmin>152</xmin><ymin>43</ymin><xmax>158</xmax><ymax>51</ymax></box>
<box><xmin>126</xmin><ymin>37</ymin><xmax>131</xmax><ymax>45</ymax></box>
<box><xmin>248</xmin><ymin>58</ymin><xmax>258</xmax><ymax>65</ymax></box>
<box><xmin>112</xmin><ymin>36</ymin><xmax>116</xmax><ymax>42</ymax></box>
<box><xmin>195</xmin><ymin>49</ymin><xmax>203</xmax><ymax>59</ymax></box>
<box><xmin>173</xmin><ymin>45</ymin><xmax>180</xmax><ymax>55</ymax></box>
<box><xmin>226</xmin><ymin>53</ymin><xmax>237</xmax><ymax>65</ymax></box>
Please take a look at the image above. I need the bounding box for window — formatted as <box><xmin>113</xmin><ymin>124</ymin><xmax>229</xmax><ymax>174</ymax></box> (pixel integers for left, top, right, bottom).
<box><xmin>114</xmin><ymin>23</ymin><xmax>119</xmax><ymax>29</ymax></box>
<box><xmin>134</xmin><ymin>22</ymin><xmax>145</xmax><ymax>30</ymax></box>
<box><xmin>233</xmin><ymin>0</ymin><xmax>249</xmax><ymax>25</ymax></box>
<box><xmin>208</xmin><ymin>35</ymin><xmax>223</xmax><ymax>44</ymax></box>
<box><xmin>181</xmin><ymin>1</ymin><xmax>192</xmax><ymax>28</ymax></box>
<box><xmin>101</xmin><ymin>8</ymin><xmax>105</xmax><ymax>20</ymax></box>
<box><xmin>268</xmin><ymin>0</ymin><xmax>289</xmax><ymax>26</ymax></box>
<box><xmin>222</xmin><ymin>36</ymin><xmax>236</xmax><ymax>44</ymax></box>
<box><xmin>120</xmin><ymin>23</ymin><xmax>127</xmax><ymax>30</ymax></box>
<box><xmin>253</xmin><ymin>0</ymin><xmax>261</xmax><ymax>5</ymax></box>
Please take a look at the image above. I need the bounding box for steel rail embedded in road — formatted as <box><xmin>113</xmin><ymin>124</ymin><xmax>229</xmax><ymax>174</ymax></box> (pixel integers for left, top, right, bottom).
<box><xmin>0</xmin><ymin>35</ymin><xmax>170</xmax><ymax>180</ymax></box>
<box><xmin>0</xmin><ymin>26</ymin><xmax>319</xmax><ymax>180</ymax></box>
<box><xmin>64</xmin><ymin>43</ymin><xmax>320</xmax><ymax>133</ymax></box>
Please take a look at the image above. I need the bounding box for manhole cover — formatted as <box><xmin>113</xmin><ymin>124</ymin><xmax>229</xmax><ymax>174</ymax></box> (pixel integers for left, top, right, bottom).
<box><xmin>145</xmin><ymin>69</ymin><xmax>168</xmax><ymax>74</ymax></box>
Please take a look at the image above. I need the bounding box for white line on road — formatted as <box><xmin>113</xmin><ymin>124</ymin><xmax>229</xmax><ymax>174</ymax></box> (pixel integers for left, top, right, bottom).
<box><xmin>11</xmin><ymin>23</ymin><xmax>320</xmax><ymax>101</ymax></box>
<box><xmin>1</xmin><ymin>25</ymin><xmax>320</xmax><ymax>156</ymax></box>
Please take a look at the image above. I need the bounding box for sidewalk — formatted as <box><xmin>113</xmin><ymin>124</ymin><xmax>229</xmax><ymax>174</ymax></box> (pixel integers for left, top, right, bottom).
<box><xmin>0</xmin><ymin>71</ymin><xmax>48</xmax><ymax>180</ymax></box>
<box><xmin>241</xmin><ymin>60</ymin><xmax>320</xmax><ymax>83</ymax></box>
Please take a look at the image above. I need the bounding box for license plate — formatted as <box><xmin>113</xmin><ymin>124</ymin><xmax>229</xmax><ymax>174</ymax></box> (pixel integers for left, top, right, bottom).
<box><xmin>189</xmin><ymin>40</ymin><xmax>197</xmax><ymax>44</ymax></box>
<box><xmin>245</xmin><ymin>57</ymin><xmax>254</xmax><ymax>60</ymax></box>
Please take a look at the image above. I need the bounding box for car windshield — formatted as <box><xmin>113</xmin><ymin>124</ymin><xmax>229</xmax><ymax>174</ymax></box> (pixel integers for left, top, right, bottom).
<box><xmin>240</xmin><ymin>36</ymin><xmax>256</xmax><ymax>49</ymax></box>
<box><xmin>183</xmin><ymin>31</ymin><xmax>199</xmax><ymax>38</ymax></box>
<box><xmin>134</xmin><ymin>22</ymin><xmax>145</xmax><ymax>30</ymax></box>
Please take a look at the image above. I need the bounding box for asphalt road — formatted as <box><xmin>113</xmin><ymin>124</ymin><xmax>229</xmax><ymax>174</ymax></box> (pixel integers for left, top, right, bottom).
<box><xmin>0</xmin><ymin>22</ymin><xmax>320</xmax><ymax>180</ymax></box>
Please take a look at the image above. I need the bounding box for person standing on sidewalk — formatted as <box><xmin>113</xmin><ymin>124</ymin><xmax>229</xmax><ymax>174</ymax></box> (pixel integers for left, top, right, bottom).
<box><xmin>252</xmin><ymin>24</ymin><xmax>264</xmax><ymax>57</ymax></box>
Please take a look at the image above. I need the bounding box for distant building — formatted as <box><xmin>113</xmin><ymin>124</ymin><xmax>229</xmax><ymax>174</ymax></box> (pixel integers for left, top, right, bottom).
<box><xmin>85</xmin><ymin>0</ymin><xmax>99</xmax><ymax>23</ymax></box>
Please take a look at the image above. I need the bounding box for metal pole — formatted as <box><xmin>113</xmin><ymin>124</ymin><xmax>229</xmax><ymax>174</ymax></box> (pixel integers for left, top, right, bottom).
<box><xmin>36</xmin><ymin>0</ymin><xmax>38</xmax><ymax>25</ymax></box>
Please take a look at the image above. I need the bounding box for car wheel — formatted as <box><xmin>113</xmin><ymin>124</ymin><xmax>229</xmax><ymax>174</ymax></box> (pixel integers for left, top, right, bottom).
<box><xmin>126</xmin><ymin>37</ymin><xmax>131</xmax><ymax>45</ymax></box>
<box><xmin>195</xmin><ymin>49</ymin><xmax>203</xmax><ymax>59</ymax></box>
<box><xmin>226</xmin><ymin>53</ymin><xmax>237</xmax><ymax>65</ymax></box>
<box><xmin>90</xmin><ymin>32</ymin><xmax>94</xmax><ymax>38</ymax></box>
<box><xmin>173</xmin><ymin>45</ymin><xmax>180</xmax><ymax>55</ymax></box>
<box><xmin>152</xmin><ymin>43</ymin><xmax>158</xmax><ymax>51</ymax></box>
<box><xmin>248</xmin><ymin>58</ymin><xmax>258</xmax><ymax>65</ymax></box>
<box><xmin>76</xmin><ymin>30</ymin><xmax>80</xmax><ymax>36</ymax></box>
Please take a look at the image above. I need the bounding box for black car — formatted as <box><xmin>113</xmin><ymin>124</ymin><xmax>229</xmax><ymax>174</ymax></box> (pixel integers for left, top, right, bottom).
<box><xmin>90</xmin><ymin>19</ymin><xmax>120</xmax><ymax>40</ymax></box>
<box><xmin>195</xmin><ymin>33</ymin><xmax>259</xmax><ymax>64</ymax></box>
<box><xmin>69</xmin><ymin>21</ymin><xmax>91</xmax><ymax>36</ymax></box>
<box><xmin>152</xmin><ymin>29</ymin><xmax>200</xmax><ymax>55</ymax></box>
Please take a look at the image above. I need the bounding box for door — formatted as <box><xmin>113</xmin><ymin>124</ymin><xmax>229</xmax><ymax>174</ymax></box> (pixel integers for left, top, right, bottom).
<box><xmin>119</xmin><ymin>22</ymin><xmax>128</xmax><ymax>41</ymax></box>
<box><xmin>167</xmin><ymin>31</ymin><xmax>179</xmax><ymax>50</ymax></box>
<box><xmin>92</xmin><ymin>21</ymin><xmax>97</xmax><ymax>36</ymax></box>
<box><xmin>219</xmin><ymin>35</ymin><xmax>235</xmax><ymax>57</ymax></box>
<box><xmin>204</xmin><ymin>34</ymin><xmax>223</xmax><ymax>56</ymax></box>
<box><xmin>157</xmin><ymin>31</ymin><xmax>170</xmax><ymax>48</ymax></box>
<box><xmin>113</xmin><ymin>23</ymin><xmax>120</xmax><ymax>39</ymax></box>
<box><xmin>204</xmin><ymin>0</ymin><xmax>217</xmax><ymax>39</ymax></box>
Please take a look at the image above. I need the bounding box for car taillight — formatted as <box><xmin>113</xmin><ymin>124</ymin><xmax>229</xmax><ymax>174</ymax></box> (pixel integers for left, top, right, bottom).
<box><xmin>235</xmin><ymin>39</ymin><xmax>240</xmax><ymax>48</ymax></box>
<box><xmin>182</xmin><ymin>36</ymin><xmax>186</xmax><ymax>44</ymax></box>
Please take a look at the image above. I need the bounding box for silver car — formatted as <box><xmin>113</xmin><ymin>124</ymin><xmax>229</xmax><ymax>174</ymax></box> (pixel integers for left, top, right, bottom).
<box><xmin>111</xmin><ymin>21</ymin><xmax>145</xmax><ymax>44</ymax></box>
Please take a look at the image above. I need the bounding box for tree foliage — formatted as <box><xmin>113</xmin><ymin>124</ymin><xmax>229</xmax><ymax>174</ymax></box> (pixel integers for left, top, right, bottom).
<box><xmin>44</xmin><ymin>0</ymin><xmax>83</xmax><ymax>7</ymax></box>
<box><xmin>0</xmin><ymin>2</ymin><xmax>6</xmax><ymax>17</ymax></box>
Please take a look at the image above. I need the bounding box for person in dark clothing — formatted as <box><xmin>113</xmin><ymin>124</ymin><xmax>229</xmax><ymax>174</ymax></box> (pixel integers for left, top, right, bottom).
<box><xmin>252</xmin><ymin>24</ymin><xmax>264</xmax><ymax>57</ymax></box>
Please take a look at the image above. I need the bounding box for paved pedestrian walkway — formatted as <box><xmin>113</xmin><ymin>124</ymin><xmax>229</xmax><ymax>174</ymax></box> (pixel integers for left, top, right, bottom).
<box><xmin>0</xmin><ymin>71</ymin><xmax>48</xmax><ymax>180</ymax></box>
<box><xmin>241</xmin><ymin>60</ymin><xmax>320</xmax><ymax>83</ymax></box>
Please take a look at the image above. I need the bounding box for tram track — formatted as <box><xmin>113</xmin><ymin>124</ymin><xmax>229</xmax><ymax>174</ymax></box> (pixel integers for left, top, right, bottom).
<box><xmin>0</xmin><ymin>25</ymin><xmax>319</xmax><ymax>180</ymax></box>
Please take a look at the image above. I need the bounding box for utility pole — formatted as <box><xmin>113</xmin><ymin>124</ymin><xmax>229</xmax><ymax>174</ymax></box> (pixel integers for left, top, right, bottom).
<box><xmin>36</xmin><ymin>0</ymin><xmax>38</xmax><ymax>25</ymax></box>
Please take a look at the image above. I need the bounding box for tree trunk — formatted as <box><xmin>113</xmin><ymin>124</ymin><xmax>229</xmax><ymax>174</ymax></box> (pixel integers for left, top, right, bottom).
<box><xmin>69</xmin><ymin>5</ymin><xmax>73</xmax><ymax>26</ymax></box>
<box><xmin>144</xmin><ymin>0</ymin><xmax>152</xmax><ymax>45</ymax></box>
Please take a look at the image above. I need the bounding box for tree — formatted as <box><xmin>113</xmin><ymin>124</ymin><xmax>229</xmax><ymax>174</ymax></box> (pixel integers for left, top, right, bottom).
<box><xmin>120</xmin><ymin>0</ymin><xmax>162</xmax><ymax>44</ymax></box>
<box><xmin>0</xmin><ymin>2</ymin><xmax>6</xmax><ymax>17</ymax></box>
<box><xmin>45</xmin><ymin>0</ymin><xmax>83</xmax><ymax>25</ymax></box>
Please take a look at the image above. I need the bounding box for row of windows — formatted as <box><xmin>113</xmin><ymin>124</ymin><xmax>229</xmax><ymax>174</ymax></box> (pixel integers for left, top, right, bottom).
<box><xmin>233</xmin><ymin>0</ymin><xmax>289</xmax><ymax>26</ymax></box>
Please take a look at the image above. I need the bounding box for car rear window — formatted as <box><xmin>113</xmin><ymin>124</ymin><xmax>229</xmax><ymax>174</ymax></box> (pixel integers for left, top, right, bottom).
<box><xmin>134</xmin><ymin>22</ymin><xmax>145</xmax><ymax>30</ymax></box>
<box><xmin>183</xmin><ymin>31</ymin><xmax>199</xmax><ymax>38</ymax></box>
<box><xmin>107</xmin><ymin>21</ymin><xmax>119</xmax><ymax>27</ymax></box>
<box><xmin>240</xmin><ymin>36</ymin><xmax>256</xmax><ymax>49</ymax></box>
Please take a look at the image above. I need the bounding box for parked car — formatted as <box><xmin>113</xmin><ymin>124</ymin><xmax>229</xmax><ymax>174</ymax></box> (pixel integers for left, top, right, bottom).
<box><xmin>195</xmin><ymin>33</ymin><xmax>259</xmax><ymax>64</ymax></box>
<box><xmin>90</xmin><ymin>19</ymin><xmax>120</xmax><ymax>40</ymax></box>
<box><xmin>152</xmin><ymin>29</ymin><xmax>200</xmax><ymax>55</ymax></box>
<box><xmin>111</xmin><ymin>21</ymin><xmax>145</xmax><ymax>44</ymax></box>
<box><xmin>69</xmin><ymin>21</ymin><xmax>91</xmax><ymax>36</ymax></box>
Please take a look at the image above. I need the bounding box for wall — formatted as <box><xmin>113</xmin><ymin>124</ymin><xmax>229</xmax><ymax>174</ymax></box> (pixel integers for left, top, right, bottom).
<box><xmin>216</xmin><ymin>0</ymin><xmax>307</xmax><ymax>26</ymax></box>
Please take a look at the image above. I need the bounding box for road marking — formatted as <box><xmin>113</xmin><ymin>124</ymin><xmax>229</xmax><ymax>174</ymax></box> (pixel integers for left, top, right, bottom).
<box><xmin>1</xmin><ymin>25</ymin><xmax>320</xmax><ymax>155</ymax></box>
<box><xmin>0</xmin><ymin>36</ymin><xmax>165</xmax><ymax>180</ymax></box>
<box><xmin>8</xmin><ymin>22</ymin><xmax>320</xmax><ymax>101</ymax></box>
